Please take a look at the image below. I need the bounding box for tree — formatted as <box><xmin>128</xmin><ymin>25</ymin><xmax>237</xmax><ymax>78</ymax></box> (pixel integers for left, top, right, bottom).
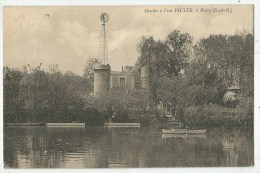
<box><xmin>3</xmin><ymin>67</ymin><xmax>24</xmax><ymax>122</ymax></box>
<box><xmin>47</xmin><ymin>63</ymin><xmax>62</xmax><ymax>74</ymax></box>
<box><xmin>62</xmin><ymin>72</ymin><xmax>88</xmax><ymax>122</ymax></box>
<box><xmin>136</xmin><ymin>30</ymin><xmax>193</xmax><ymax>103</ymax></box>
<box><xmin>83</xmin><ymin>58</ymin><xmax>101</xmax><ymax>93</ymax></box>
<box><xmin>83</xmin><ymin>58</ymin><xmax>101</xmax><ymax>80</ymax></box>
<box><xmin>136</xmin><ymin>30</ymin><xmax>193</xmax><ymax>77</ymax></box>
<box><xmin>155</xmin><ymin>76</ymin><xmax>187</xmax><ymax>106</ymax></box>
<box><xmin>46</xmin><ymin>70</ymin><xmax>67</xmax><ymax>122</ymax></box>
<box><xmin>20</xmin><ymin>64</ymin><xmax>49</xmax><ymax>122</ymax></box>
<box><xmin>239</xmin><ymin>33</ymin><xmax>254</xmax><ymax>97</ymax></box>
<box><xmin>192</xmin><ymin>33</ymin><xmax>254</xmax><ymax>97</ymax></box>
<box><xmin>164</xmin><ymin>30</ymin><xmax>193</xmax><ymax>76</ymax></box>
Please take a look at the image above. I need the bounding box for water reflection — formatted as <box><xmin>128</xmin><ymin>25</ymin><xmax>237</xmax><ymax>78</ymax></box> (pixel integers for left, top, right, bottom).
<box><xmin>4</xmin><ymin>126</ymin><xmax>253</xmax><ymax>168</ymax></box>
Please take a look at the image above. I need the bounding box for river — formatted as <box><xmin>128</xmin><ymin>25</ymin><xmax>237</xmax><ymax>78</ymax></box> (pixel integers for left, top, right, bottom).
<box><xmin>4</xmin><ymin>126</ymin><xmax>253</xmax><ymax>168</ymax></box>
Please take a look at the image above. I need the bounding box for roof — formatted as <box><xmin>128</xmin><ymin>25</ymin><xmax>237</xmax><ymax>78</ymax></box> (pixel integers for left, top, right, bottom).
<box><xmin>111</xmin><ymin>71</ymin><xmax>133</xmax><ymax>75</ymax></box>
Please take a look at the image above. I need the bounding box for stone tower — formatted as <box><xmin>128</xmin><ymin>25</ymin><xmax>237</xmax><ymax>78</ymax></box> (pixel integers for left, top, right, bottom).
<box><xmin>140</xmin><ymin>65</ymin><xmax>151</xmax><ymax>90</ymax></box>
<box><xmin>94</xmin><ymin>13</ymin><xmax>110</xmax><ymax>97</ymax></box>
<box><xmin>93</xmin><ymin>64</ymin><xmax>110</xmax><ymax>97</ymax></box>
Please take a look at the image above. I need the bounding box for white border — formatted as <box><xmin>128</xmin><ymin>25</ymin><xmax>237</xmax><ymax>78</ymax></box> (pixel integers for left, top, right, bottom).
<box><xmin>0</xmin><ymin>0</ymin><xmax>259</xmax><ymax>173</ymax></box>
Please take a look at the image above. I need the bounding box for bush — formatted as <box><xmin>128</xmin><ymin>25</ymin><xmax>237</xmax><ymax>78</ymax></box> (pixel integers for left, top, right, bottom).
<box><xmin>139</xmin><ymin>113</ymin><xmax>151</xmax><ymax>126</ymax></box>
<box><xmin>139</xmin><ymin>108</ymin><xmax>162</xmax><ymax>127</ymax></box>
<box><xmin>183</xmin><ymin>104</ymin><xmax>251</xmax><ymax>127</ymax></box>
<box><xmin>112</xmin><ymin>113</ymin><xmax>129</xmax><ymax>123</ymax></box>
<box><xmin>84</xmin><ymin>108</ymin><xmax>104</xmax><ymax>126</ymax></box>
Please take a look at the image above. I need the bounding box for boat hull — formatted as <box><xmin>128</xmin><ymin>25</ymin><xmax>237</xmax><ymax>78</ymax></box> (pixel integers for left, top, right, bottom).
<box><xmin>4</xmin><ymin>122</ymin><xmax>46</xmax><ymax>127</ymax></box>
<box><xmin>187</xmin><ymin>130</ymin><xmax>207</xmax><ymax>134</ymax></box>
<box><xmin>104</xmin><ymin>123</ymin><xmax>140</xmax><ymax>128</ymax></box>
<box><xmin>162</xmin><ymin>129</ymin><xmax>207</xmax><ymax>134</ymax></box>
<box><xmin>47</xmin><ymin>123</ymin><xmax>85</xmax><ymax>127</ymax></box>
<box><xmin>162</xmin><ymin>133</ymin><xmax>206</xmax><ymax>139</ymax></box>
<box><xmin>162</xmin><ymin>129</ymin><xmax>187</xmax><ymax>134</ymax></box>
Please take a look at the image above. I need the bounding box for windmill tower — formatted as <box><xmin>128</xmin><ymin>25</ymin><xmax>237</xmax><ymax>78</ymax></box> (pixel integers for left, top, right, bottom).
<box><xmin>98</xmin><ymin>13</ymin><xmax>109</xmax><ymax>65</ymax></box>
<box><xmin>93</xmin><ymin>13</ymin><xmax>111</xmax><ymax>97</ymax></box>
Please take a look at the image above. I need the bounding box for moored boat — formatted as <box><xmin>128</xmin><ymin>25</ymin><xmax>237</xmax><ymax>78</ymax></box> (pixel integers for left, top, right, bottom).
<box><xmin>47</xmin><ymin>123</ymin><xmax>85</xmax><ymax>127</ymax></box>
<box><xmin>162</xmin><ymin>129</ymin><xmax>187</xmax><ymax>134</ymax></box>
<box><xmin>162</xmin><ymin>133</ymin><xmax>206</xmax><ymax>139</ymax></box>
<box><xmin>187</xmin><ymin>129</ymin><xmax>207</xmax><ymax>134</ymax></box>
<box><xmin>162</xmin><ymin>129</ymin><xmax>207</xmax><ymax>134</ymax></box>
<box><xmin>5</xmin><ymin>122</ymin><xmax>46</xmax><ymax>127</ymax></box>
<box><xmin>104</xmin><ymin>123</ymin><xmax>140</xmax><ymax>128</ymax></box>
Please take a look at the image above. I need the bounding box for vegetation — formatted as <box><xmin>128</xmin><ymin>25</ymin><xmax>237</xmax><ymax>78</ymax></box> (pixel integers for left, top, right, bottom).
<box><xmin>183</xmin><ymin>104</ymin><xmax>253</xmax><ymax>127</ymax></box>
<box><xmin>4</xmin><ymin>64</ymin><xmax>91</xmax><ymax>123</ymax></box>
<box><xmin>3</xmin><ymin>30</ymin><xmax>254</xmax><ymax>127</ymax></box>
<box><xmin>86</xmin><ymin>88</ymin><xmax>156</xmax><ymax>124</ymax></box>
<box><xmin>136</xmin><ymin>30</ymin><xmax>253</xmax><ymax>127</ymax></box>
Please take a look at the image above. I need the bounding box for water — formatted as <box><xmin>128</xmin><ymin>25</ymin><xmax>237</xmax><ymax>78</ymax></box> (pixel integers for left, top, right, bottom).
<box><xmin>4</xmin><ymin>126</ymin><xmax>253</xmax><ymax>168</ymax></box>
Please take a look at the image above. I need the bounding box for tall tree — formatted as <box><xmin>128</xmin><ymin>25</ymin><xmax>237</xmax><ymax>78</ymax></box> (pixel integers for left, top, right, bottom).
<box><xmin>165</xmin><ymin>30</ymin><xmax>193</xmax><ymax>76</ymax></box>
<box><xmin>136</xmin><ymin>30</ymin><xmax>193</xmax><ymax>77</ymax></box>
<box><xmin>193</xmin><ymin>33</ymin><xmax>254</xmax><ymax>97</ymax></box>
<box><xmin>136</xmin><ymin>30</ymin><xmax>193</xmax><ymax>103</ymax></box>
<box><xmin>3</xmin><ymin>67</ymin><xmax>24</xmax><ymax>122</ymax></box>
<box><xmin>20</xmin><ymin>64</ymin><xmax>49</xmax><ymax>122</ymax></box>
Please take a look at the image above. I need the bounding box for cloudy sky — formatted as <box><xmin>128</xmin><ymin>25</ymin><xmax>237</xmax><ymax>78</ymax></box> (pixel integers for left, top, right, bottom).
<box><xmin>4</xmin><ymin>5</ymin><xmax>253</xmax><ymax>75</ymax></box>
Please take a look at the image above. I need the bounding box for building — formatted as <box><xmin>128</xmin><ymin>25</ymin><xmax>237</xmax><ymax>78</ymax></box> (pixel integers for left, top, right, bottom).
<box><xmin>109</xmin><ymin>65</ymin><xmax>151</xmax><ymax>91</ymax></box>
<box><xmin>110</xmin><ymin>66</ymin><xmax>135</xmax><ymax>90</ymax></box>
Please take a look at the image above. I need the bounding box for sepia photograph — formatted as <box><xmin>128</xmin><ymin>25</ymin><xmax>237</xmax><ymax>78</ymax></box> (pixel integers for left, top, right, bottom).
<box><xmin>2</xmin><ymin>4</ymin><xmax>256</xmax><ymax>169</ymax></box>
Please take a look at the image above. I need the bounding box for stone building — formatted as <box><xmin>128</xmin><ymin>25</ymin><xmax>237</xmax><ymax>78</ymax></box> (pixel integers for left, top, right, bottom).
<box><xmin>110</xmin><ymin>66</ymin><xmax>135</xmax><ymax>90</ymax></box>
<box><xmin>93</xmin><ymin>63</ymin><xmax>151</xmax><ymax>96</ymax></box>
<box><xmin>110</xmin><ymin>65</ymin><xmax>151</xmax><ymax>91</ymax></box>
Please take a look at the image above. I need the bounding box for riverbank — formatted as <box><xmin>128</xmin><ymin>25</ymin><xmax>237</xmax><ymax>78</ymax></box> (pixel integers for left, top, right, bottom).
<box><xmin>182</xmin><ymin>105</ymin><xmax>253</xmax><ymax>127</ymax></box>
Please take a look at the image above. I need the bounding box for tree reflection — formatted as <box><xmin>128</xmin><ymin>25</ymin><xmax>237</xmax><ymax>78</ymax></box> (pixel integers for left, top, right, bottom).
<box><xmin>4</xmin><ymin>126</ymin><xmax>253</xmax><ymax>168</ymax></box>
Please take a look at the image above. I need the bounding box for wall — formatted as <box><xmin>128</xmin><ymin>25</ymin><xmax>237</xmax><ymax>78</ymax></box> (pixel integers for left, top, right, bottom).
<box><xmin>110</xmin><ymin>71</ymin><xmax>134</xmax><ymax>90</ymax></box>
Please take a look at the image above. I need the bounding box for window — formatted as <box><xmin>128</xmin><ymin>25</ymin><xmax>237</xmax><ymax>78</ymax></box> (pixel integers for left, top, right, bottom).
<box><xmin>119</xmin><ymin>77</ymin><xmax>126</xmax><ymax>87</ymax></box>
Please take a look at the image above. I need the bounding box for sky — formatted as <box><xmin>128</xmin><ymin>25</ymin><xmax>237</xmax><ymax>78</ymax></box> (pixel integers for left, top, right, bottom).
<box><xmin>3</xmin><ymin>5</ymin><xmax>253</xmax><ymax>75</ymax></box>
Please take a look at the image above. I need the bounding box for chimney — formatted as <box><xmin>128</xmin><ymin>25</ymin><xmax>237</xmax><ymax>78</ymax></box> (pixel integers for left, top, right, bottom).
<box><xmin>122</xmin><ymin>66</ymin><xmax>124</xmax><ymax>72</ymax></box>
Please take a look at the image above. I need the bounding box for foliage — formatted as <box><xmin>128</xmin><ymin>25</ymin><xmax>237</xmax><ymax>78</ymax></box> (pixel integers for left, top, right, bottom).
<box><xmin>84</xmin><ymin>107</ymin><xmax>104</xmax><ymax>126</ymax></box>
<box><xmin>164</xmin><ymin>30</ymin><xmax>193</xmax><ymax>76</ymax></box>
<box><xmin>182</xmin><ymin>33</ymin><xmax>253</xmax><ymax>107</ymax></box>
<box><xmin>3</xmin><ymin>64</ymin><xmax>93</xmax><ymax>123</ymax></box>
<box><xmin>87</xmin><ymin>88</ymin><xmax>154</xmax><ymax>123</ymax></box>
<box><xmin>3</xmin><ymin>31</ymin><xmax>254</xmax><ymax>127</ymax></box>
<box><xmin>192</xmin><ymin>33</ymin><xmax>254</xmax><ymax>97</ymax></box>
<box><xmin>183</xmin><ymin>105</ymin><xmax>252</xmax><ymax>127</ymax></box>
<box><xmin>136</xmin><ymin>30</ymin><xmax>193</xmax><ymax>77</ymax></box>
<box><xmin>135</xmin><ymin>31</ymin><xmax>253</xmax><ymax>125</ymax></box>
<box><xmin>184</xmin><ymin>84</ymin><xmax>226</xmax><ymax>106</ymax></box>
<box><xmin>154</xmin><ymin>75</ymin><xmax>187</xmax><ymax>105</ymax></box>
<box><xmin>82</xmin><ymin>58</ymin><xmax>101</xmax><ymax>93</ymax></box>
<box><xmin>3</xmin><ymin>67</ymin><xmax>24</xmax><ymax>122</ymax></box>
<box><xmin>20</xmin><ymin>66</ymin><xmax>49</xmax><ymax>122</ymax></box>
<box><xmin>83</xmin><ymin>58</ymin><xmax>101</xmax><ymax>79</ymax></box>
<box><xmin>136</xmin><ymin>30</ymin><xmax>193</xmax><ymax>103</ymax></box>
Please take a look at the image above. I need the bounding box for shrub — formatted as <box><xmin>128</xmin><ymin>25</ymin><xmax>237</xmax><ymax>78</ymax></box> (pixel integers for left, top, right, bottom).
<box><xmin>84</xmin><ymin>107</ymin><xmax>104</xmax><ymax>126</ymax></box>
<box><xmin>183</xmin><ymin>104</ymin><xmax>251</xmax><ymax>127</ymax></box>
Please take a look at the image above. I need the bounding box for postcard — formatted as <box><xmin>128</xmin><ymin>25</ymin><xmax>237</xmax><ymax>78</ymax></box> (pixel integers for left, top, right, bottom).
<box><xmin>1</xmin><ymin>2</ymin><xmax>259</xmax><ymax>173</ymax></box>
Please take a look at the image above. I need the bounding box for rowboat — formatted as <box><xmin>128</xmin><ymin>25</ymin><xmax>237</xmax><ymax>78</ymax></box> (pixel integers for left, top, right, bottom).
<box><xmin>4</xmin><ymin>122</ymin><xmax>46</xmax><ymax>127</ymax></box>
<box><xmin>104</xmin><ymin>123</ymin><xmax>140</xmax><ymax>128</ymax></box>
<box><xmin>162</xmin><ymin>133</ymin><xmax>206</xmax><ymax>139</ymax></box>
<box><xmin>46</xmin><ymin>123</ymin><xmax>85</xmax><ymax>127</ymax></box>
<box><xmin>162</xmin><ymin>129</ymin><xmax>207</xmax><ymax>134</ymax></box>
<box><xmin>187</xmin><ymin>129</ymin><xmax>207</xmax><ymax>134</ymax></box>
